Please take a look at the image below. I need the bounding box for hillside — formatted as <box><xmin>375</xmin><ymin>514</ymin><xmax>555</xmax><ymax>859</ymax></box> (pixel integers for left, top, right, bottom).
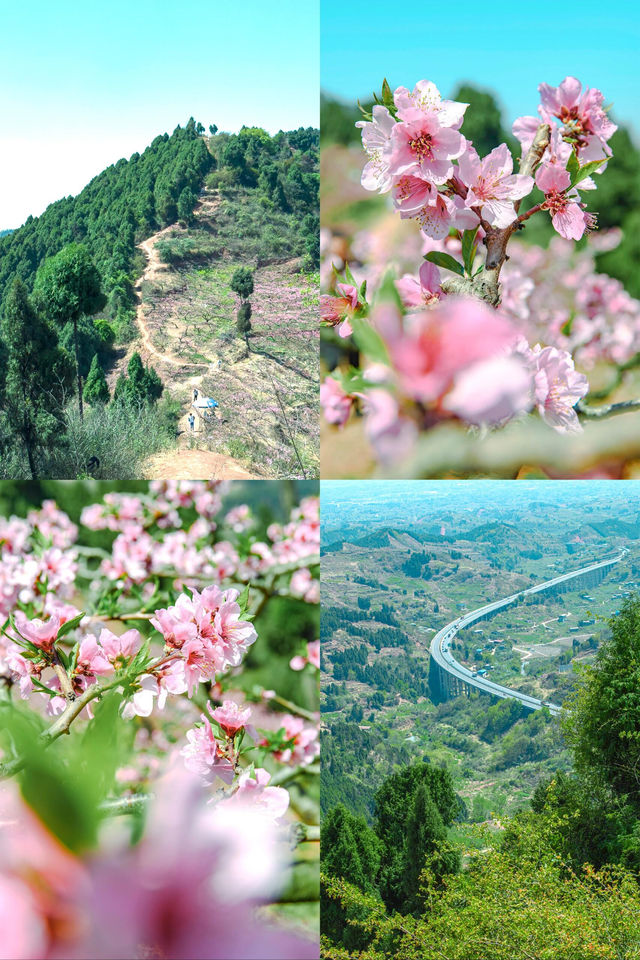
<box><xmin>0</xmin><ymin>121</ymin><xmax>318</xmax><ymax>479</ymax></box>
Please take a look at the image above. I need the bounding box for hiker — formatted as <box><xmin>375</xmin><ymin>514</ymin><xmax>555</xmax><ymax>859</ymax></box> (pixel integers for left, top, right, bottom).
<box><xmin>188</xmin><ymin>413</ymin><xmax>196</xmax><ymax>432</ymax></box>
<box><xmin>193</xmin><ymin>387</ymin><xmax>199</xmax><ymax>402</ymax></box>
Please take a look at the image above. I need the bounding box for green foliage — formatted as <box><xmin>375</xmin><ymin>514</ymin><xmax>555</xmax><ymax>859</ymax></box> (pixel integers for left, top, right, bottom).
<box><xmin>114</xmin><ymin>352</ymin><xmax>163</xmax><ymax>407</ymax></box>
<box><xmin>563</xmin><ymin>594</ymin><xmax>640</xmax><ymax>808</ymax></box>
<box><xmin>0</xmin><ymin>121</ymin><xmax>213</xmax><ymax>319</ymax></box>
<box><xmin>0</xmin><ymin>693</ymin><xmax>134</xmax><ymax>854</ymax></box>
<box><xmin>231</xmin><ymin>266</ymin><xmax>255</xmax><ymax>301</ymax></box>
<box><xmin>32</xmin><ymin>243</ymin><xmax>107</xmax><ymax>326</ymax></box>
<box><xmin>83</xmin><ymin>354</ymin><xmax>110</xmax><ymax>405</ymax></box>
<box><xmin>0</xmin><ymin>280</ymin><xmax>73</xmax><ymax>477</ymax></box>
<box><xmin>374</xmin><ymin>763</ymin><xmax>461</xmax><ymax>910</ymax></box>
<box><xmin>236</xmin><ymin>300</ymin><xmax>252</xmax><ymax>341</ymax></box>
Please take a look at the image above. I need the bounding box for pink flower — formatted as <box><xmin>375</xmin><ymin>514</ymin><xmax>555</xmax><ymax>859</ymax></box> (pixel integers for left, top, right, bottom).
<box><xmin>181</xmin><ymin>713</ymin><xmax>235</xmax><ymax>785</ymax></box>
<box><xmin>457</xmin><ymin>143</ymin><xmax>533</xmax><ymax>228</ymax></box>
<box><xmin>393</xmin><ymin>80</ymin><xmax>468</xmax><ymax>129</ymax></box>
<box><xmin>320</xmin><ymin>282</ymin><xmax>360</xmax><ymax>338</ymax></box>
<box><xmin>442</xmin><ymin>354</ymin><xmax>533</xmax><ymax>425</ymax></box>
<box><xmin>98</xmin><ymin>628</ymin><xmax>143</xmax><ymax>667</ymax></box>
<box><xmin>75</xmin><ymin>636</ymin><xmax>112</xmax><ymax>678</ymax></box>
<box><xmin>363</xmin><ymin>388</ymin><xmax>418</xmax><ymax>464</ymax></box>
<box><xmin>290</xmin><ymin>638</ymin><xmax>320</xmax><ymax>671</ymax></box>
<box><xmin>271</xmin><ymin>716</ymin><xmax>320</xmax><ymax>767</ymax></box>
<box><xmin>538</xmin><ymin>76</ymin><xmax>616</xmax><ymax>161</ymax></box>
<box><xmin>389</xmin><ymin>112</ymin><xmax>465</xmax><ymax>185</ymax></box>
<box><xmin>210</xmin><ymin>700</ymin><xmax>252</xmax><ymax>738</ymax></box>
<box><xmin>13</xmin><ymin>611</ymin><xmax>60</xmax><ymax>652</ymax></box>
<box><xmin>532</xmin><ymin>345</ymin><xmax>589</xmax><ymax>432</ymax></box>
<box><xmin>289</xmin><ymin>569</ymin><xmax>319</xmax><ymax>604</ymax></box>
<box><xmin>535</xmin><ymin>163</ymin><xmax>590</xmax><ymax>240</ymax></box>
<box><xmin>396</xmin><ymin>260</ymin><xmax>442</xmax><ymax>308</ymax></box>
<box><xmin>356</xmin><ymin>104</ymin><xmax>397</xmax><ymax>192</ymax></box>
<box><xmin>320</xmin><ymin>375</ymin><xmax>353</xmax><ymax>427</ymax></box>
<box><xmin>222</xmin><ymin>768</ymin><xmax>290</xmax><ymax>822</ymax></box>
<box><xmin>381</xmin><ymin>299</ymin><xmax>519</xmax><ymax>405</ymax></box>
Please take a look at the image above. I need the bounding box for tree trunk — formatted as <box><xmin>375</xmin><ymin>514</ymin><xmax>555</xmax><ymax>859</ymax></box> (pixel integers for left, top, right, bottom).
<box><xmin>74</xmin><ymin>316</ymin><xmax>84</xmax><ymax>421</ymax></box>
<box><xmin>24</xmin><ymin>438</ymin><xmax>36</xmax><ymax>479</ymax></box>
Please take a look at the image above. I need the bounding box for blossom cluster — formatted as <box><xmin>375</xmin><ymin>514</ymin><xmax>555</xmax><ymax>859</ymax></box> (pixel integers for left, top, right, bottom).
<box><xmin>0</xmin><ymin>484</ymin><xmax>320</xmax><ymax>959</ymax></box>
<box><xmin>320</xmin><ymin>76</ymin><xmax>634</xmax><ymax>466</ymax></box>
<box><xmin>355</xmin><ymin>76</ymin><xmax>613</xmax><ymax>243</ymax></box>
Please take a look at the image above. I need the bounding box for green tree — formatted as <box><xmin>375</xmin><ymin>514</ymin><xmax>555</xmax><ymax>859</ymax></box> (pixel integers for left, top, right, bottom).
<box><xmin>374</xmin><ymin>763</ymin><xmax>461</xmax><ymax>910</ymax></box>
<box><xmin>236</xmin><ymin>301</ymin><xmax>252</xmax><ymax>351</ymax></box>
<box><xmin>33</xmin><ymin>244</ymin><xmax>106</xmax><ymax>420</ymax></box>
<box><xmin>114</xmin><ymin>352</ymin><xmax>163</xmax><ymax>406</ymax></box>
<box><xmin>83</xmin><ymin>354</ymin><xmax>110</xmax><ymax>405</ymax></box>
<box><xmin>321</xmin><ymin>804</ymin><xmax>382</xmax><ymax>949</ymax></box>
<box><xmin>230</xmin><ymin>266</ymin><xmax>254</xmax><ymax>302</ymax></box>
<box><xmin>177</xmin><ymin>186</ymin><xmax>197</xmax><ymax>224</ymax></box>
<box><xmin>0</xmin><ymin>280</ymin><xmax>72</xmax><ymax>477</ymax></box>
<box><xmin>400</xmin><ymin>782</ymin><xmax>459</xmax><ymax>912</ymax></box>
<box><xmin>564</xmin><ymin>595</ymin><xmax>640</xmax><ymax>811</ymax></box>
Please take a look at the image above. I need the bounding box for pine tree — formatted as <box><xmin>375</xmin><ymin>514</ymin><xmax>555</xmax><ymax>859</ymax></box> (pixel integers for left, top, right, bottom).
<box><xmin>321</xmin><ymin>804</ymin><xmax>381</xmax><ymax>949</ymax></box>
<box><xmin>33</xmin><ymin>244</ymin><xmax>106</xmax><ymax>420</ymax></box>
<box><xmin>236</xmin><ymin>301</ymin><xmax>252</xmax><ymax>351</ymax></box>
<box><xmin>83</xmin><ymin>354</ymin><xmax>110</xmax><ymax>405</ymax></box>
<box><xmin>0</xmin><ymin>279</ymin><xmax>72</xmax><ymax>477</ymax></box>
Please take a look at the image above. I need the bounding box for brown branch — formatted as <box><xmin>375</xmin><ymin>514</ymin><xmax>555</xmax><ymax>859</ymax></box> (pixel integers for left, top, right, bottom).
<box><xmin>441</xmin><ymin>123</ymin><xmax>551</xmax><ymax>307</ymax></box>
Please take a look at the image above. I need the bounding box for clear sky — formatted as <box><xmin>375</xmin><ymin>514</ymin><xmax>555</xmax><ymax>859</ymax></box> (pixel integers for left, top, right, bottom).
<box><xmin>0</xmin><ymin>0</ymin><xmax>319</xmax><ymax>229</ymax></box>
<box><xmin>322</xmin><ymin>0</ymin><xmax>639</xmax><ymax>139</ymax></box>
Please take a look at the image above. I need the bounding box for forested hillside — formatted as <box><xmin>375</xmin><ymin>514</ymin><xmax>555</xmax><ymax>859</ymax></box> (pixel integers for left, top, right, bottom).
<box><xmin>322</xmin><ymin>597</ymin><xmax>640</xmax><ymax>959</ymax></box>
<box><xmin>0</xmin><ymin>120</ymin><xmax>319</xmax><ymax>479</ymax></box>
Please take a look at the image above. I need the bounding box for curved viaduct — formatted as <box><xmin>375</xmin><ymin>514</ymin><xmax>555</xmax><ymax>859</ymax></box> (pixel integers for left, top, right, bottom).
<box><xmin>428</xmin><ymin>551</ymin><xmax>627</xmax><ymax>717</ymax></box>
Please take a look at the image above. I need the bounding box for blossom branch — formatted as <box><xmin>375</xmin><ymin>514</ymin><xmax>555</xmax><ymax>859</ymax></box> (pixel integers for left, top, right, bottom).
<box><xmin>440</xmin><ymin>123</ymin><xmax>552</xmax><ymax>306</ymax></box>
<box><xmin>577</xmin><ymin>398</ymin><xmax>640</xmax><ymax>420</ymax></box>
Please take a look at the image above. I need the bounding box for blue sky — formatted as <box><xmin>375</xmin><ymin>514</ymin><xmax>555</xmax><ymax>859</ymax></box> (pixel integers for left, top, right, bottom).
<box><xmin>322</xmin><ymin>0</ymin><xmax>639</xmax><ymax>138</ymax></box>
<box><xmin>0</xmin><ymin>0</ymin><xmax>319</xmax><ymax>228</ymax></box>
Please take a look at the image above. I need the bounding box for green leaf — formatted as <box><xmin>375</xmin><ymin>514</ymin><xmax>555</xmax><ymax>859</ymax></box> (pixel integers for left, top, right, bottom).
<box><xmin>342</xmin><ymin>261</ymin><xmax>357</xmax><ymax>289</ymax></box>
<box><xmin>461</xmin><ymin>228</ymin><xmax>479</xmax><ymax>276</ymax></box>
<box><xmin>56</xmin><ymin>612</ymin><xmax>85</xmax><ymax>640</ymax></box>
<box><xmin>570</xmin><ymin>158</ymin><xmax>607</xmax><ymax>188</ymax></box>
<box><xmin>381</xmin><ymin>78</ymin><xmax>394</xmax><ymax>108</ymax></box>
<box><xmin>349</xmin><ymin>316</ymin><xmax>390</xmax><ymax>366</ymax></box>
<box><xmin>424</xmin><ymin>251</ymin><xmax>465</xmax><ymax>277</ymax></box>
<box><xmin>566</xmin><ymin>150</ymin><xmax>580</xmax><ymax>183</ymax></box>
<box><xmin>236</xmin><ymin>583</ymin><xmax>251</xmax><ymax>619</ymax></box>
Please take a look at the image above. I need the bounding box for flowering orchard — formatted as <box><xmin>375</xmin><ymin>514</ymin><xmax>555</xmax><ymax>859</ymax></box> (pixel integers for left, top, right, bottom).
<box><xmin>320</xmin><ymin>78</ymin><xmax>640</xmax><ymax>477</ymax></box>
<box><xmin>0</xmin><ymin>481</ymin><xmax>320</xmax><ymax>960</ymax></box>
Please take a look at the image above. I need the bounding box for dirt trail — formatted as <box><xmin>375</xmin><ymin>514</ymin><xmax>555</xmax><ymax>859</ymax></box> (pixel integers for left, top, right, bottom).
<box><xmin>118</xmin><ymin>191</ymin><xmax>263</xmax><ymax>478</ymax></box>
<box><xmin>142</xmin><ymin>448</ymin><xmax>260</xmax><ymax>480</ymax></box>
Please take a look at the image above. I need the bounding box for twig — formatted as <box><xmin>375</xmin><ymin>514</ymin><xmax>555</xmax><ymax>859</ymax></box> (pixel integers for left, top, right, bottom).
<box><xmin>577</xmin><ymin>398</ymin><xmax>640</xmax><ymax>420</ymax></box>
<box><xmin>268</xmin><ymin>694</ymin><xmax>317</xmax><ymax>723</ymax></box>
<box><xmin>100</xmin><ymin>794</ymin><xmax>152</xmax><ymax>816</ymax></box>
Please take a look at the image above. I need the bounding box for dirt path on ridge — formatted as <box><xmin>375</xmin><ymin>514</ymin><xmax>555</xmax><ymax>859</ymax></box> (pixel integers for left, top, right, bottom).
<box><xmin>114</xmin><ymin>191</ymin><xmax>263</xmax><ymax>478</ymax></box>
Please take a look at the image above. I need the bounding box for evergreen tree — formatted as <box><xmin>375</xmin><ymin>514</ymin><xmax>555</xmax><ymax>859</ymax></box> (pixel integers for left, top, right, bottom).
<box><xmin>564</xmin><ymin>595</ymin><xmax>640</xmax><ymax>809</ymax></box>
<box><xmin>83</xmin><ymin>354</ymin><xmax>110</xmax><ymax>405</ymax></box>
<box><xmin>0</xmin><ymin>280</ymin><xmax>72</xmax><ymax>477</ymax></box>
<box><xmin>33</xmin><ymin>244</ymin><xmax>107</xmax><ymax>421</ymax></box>
<box><xmin>321</xmin><ymin>804</ymin><xmax>381</xmax><ymax>949</ymax></box>
<box><xmin>399</xmin><ymin>783</ymin><xmax>459</xmax><ymax>912</ymax></box>
<box><xmin>177</xmin><ymin>186</ymin><xmax>197</xmax><ymax>224</ymax></box>
<box><xmin>230</xmin><ymin>266</ymin><xmax>254</xmax><ymax>302</ymax></box>
<box><xmin>236</xmin><ymin>301</ymin><xmax>252</xmax><ymax>350</ymax></box>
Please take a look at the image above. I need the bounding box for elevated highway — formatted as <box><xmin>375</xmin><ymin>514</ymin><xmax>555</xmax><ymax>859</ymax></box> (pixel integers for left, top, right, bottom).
<box><xmin>429</xmin><ymin>551</ymin><xmax>627</xmax><ymax>716</ymax></box>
